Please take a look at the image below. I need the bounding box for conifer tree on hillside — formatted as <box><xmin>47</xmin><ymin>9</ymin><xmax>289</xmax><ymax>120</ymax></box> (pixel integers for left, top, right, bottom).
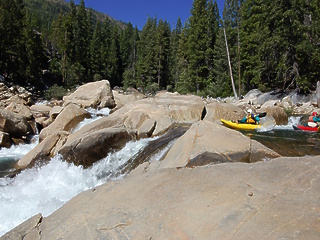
<box><xmin>74</xmin><ymin>0</ymin><xmax>92</xmax><ymax>82</ymax></box>
<box><xmin>266</xmin><ymin>0</ymin><xmax>307</xmax><ymax>91</ymax></box>
<box><xmin>2</xmin><ymin>0</ymin><xmax>319</xmax><ymax>97</ymax></box>
<box><xmin>293</xmin><ymin>0</ymin><xmax>320</xmax><ymax>92</ymax></box>
<box><xmin>169</xmin><ymin>18</ymin><xmax>182</xmax><ymax>91</ymax></box>
<box><xmin>187</xmin><ymin>0</ymin><xmax>209</xmax><ymax>94</ymax></box>
<box><xmin>122</xmin><ymin>26</ymin><xmax>140</xmax><ymax>89</ymax></box>
<box><xmin>0</xmin><ymin>0</ymin><xmax>26</xmax><ymax>83</ymax></box>
<box><xmin>108</xmin><ymin>26</ymin><xmax>122</xmax><ymax>87</ymax></box>
<box><xmin>136</xmin><ymin>17</ymin><xmax>158</xmax><ymax>92</ymax></box>
<box><xmin>240</xmin><ymin>0</ymin><xmax>268</xmax><ymax>91</ymax></box>
<box><xmin>120</xmin><ymin>22</ymin><xmax>134</xmax><ymax>77</ymax></box>
<box><xmin>176</xmin><ymin>21</ymin><xmax>191</xmax><ymax>94</ymax></box>
<box><xmin>212</xmin><ymin>26</ymin><xmax>232</xmax><ymax>97</ymax></box>
<box><xmin>24</xmin><ymin>16</ymin><xmax>48</xmax><ymax>88</ymax></box>
<box><xmin>175</xmin><ymin>0</ymin><xmax>220</xmax><ymax>96</ymax></box>
<box><xmin>155</xmin><ymin>19</ymin><xmax>171</xmax><ymax>89</ymax></box>
<box><xmin>308</xmin><ymin>0</ymin><xmax>320</xmax><ymax>88</ymax></box>
<box><xmin>206</xmin><ymin>0</ymin><xmax>220</xmax><ymax>77</ymax></box>
<box><xmin>90</xmin><ymin>21</ymin><xmax>104</xmax><ymax>80</ymax></box>
<box><xmin>240</xmin><ymin>0</ymin><xmax>320</xmax><ymax>93</ymax></box>
<box><xmin>100</xmin><ymin>18</ymin><xmax>112</xmax><ymax>80</ymax></box>
<box><xmin>223</xmin><ymin>0</ymin><xmax>242</xmax><ymax>96</ymax></box>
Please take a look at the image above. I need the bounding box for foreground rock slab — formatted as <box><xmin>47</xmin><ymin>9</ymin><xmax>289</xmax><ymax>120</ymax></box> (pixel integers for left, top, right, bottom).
<box><xmin>4</xmin><ymin>156</ymin><xmax>320</xmax><ymax>239</ymax></box>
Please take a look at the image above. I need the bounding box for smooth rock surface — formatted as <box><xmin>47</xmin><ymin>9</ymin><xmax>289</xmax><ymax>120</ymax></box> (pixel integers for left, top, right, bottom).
<box><xmin>63</xmin><ymin>80</ymin><xmax>115</xmax><ymax>109</ymax></box>
<box><xmin>0</xmin><ymin>109</ymin><xmax>33</xmax><ymax>136</ymax></box>
<box><xmin>4</xmin><ymin>156</ymin><xmax>320</xmax><ymax>240</ymax></box>
<box><xmin>158</xmin><ymin>121</ymin><xmax>280</xmax><ymax>168</ymax></box>
<box><xmin>38</xmin><ymin>103</ymin><xmax>90</xmax><ymax>142</ymax></box>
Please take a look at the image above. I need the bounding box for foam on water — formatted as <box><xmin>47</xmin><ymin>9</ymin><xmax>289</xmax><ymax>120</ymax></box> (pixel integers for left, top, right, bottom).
<box><xmin>71</xmin><ymin>107</ymin><xmax>111</xmax><ymax>133</ymax></box>
<box><xmin>0</xmin><ymin>137</ymin><xmax>151</xmax><ymax>236</ymax></box>
<box><xmin>258</xmin><ymin>116</ymin><xmax>276</xmax><ymax>132</ymax></box>
<box><xmin>275</xmin><ymin>116</ymin><xmax>302</xmax><ymax>130</ymax></box>
<box><xmin>0</xmin><ymin>106</ymin><xmax>116</xmax><ymax>236</ymax></box>
<box><xmin>0</xmin><ymin>136</ymin><xmax>39</xmax><ymax>163</ymax></box>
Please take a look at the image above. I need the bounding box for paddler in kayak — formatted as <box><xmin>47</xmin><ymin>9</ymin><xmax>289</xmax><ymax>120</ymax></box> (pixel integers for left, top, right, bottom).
<box><xmin>308</xmin><ymin>111</ymin><xmax>320</xmax><ymax>127</ymax></box>
<box><xmin>238</xmin><ymin>109</ymin><xmax>260</xmax><ymax>124</ymax></box>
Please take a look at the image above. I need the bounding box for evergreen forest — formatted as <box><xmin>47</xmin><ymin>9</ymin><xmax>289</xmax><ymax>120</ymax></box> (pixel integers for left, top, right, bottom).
<box><xmin>0</xmin><ymin>0</ymin><xmax>319</xmax><ymax>99</ymax></box>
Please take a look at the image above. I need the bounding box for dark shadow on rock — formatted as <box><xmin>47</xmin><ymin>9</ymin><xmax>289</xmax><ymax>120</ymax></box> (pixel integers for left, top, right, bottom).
<box><xmin>201</xmin><ymin>107</ymin><xmax>207</xmax><ymax>120</ymax></box>
<box><xmin>120</xmin><ymin>124</ymin><xmax>191</xmax><ymax>175</ymax></box>
<box><xmin>186</xmin><ymin>151</ymin><xmax>251</xmax><ymax>168</ymax></box>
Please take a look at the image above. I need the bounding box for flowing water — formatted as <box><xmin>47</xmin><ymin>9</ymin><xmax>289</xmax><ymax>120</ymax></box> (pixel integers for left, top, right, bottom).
<box><xmin>0</xmin><ymin>114</ymin><xmax>318</xmax><ymax>236</ymax></box>
<box><xmin>243</xmin><ymin>116</ymin><xmax>320</xmax><ymax>156</ymax></box>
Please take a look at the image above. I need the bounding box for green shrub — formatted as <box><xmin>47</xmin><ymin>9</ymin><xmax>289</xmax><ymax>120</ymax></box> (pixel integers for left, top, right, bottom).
<box><xmin>45</xmin><ymin>85</ymin><xmax>68</xmax><ymax>100</ymax></box>
<box><xmin>283</xmin><ymin>107</ymin><xmax>293</xmax><ymax>115</ymax></box>
<box><xmin>93</xmin><ymin>74</ymin><xmax>102</xmax><ymax>81</ymax></box>
<box><xmin>146</xmin><ymin>83</ymin><xmax>159</xmax><ymax>95</ymax></box>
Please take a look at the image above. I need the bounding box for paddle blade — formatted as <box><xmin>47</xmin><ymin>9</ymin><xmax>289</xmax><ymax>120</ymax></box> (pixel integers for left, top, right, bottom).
<box><xmin>257</xmin><ymin>112</ymin><xmax>267</xmax><ymax>118</ymax></box>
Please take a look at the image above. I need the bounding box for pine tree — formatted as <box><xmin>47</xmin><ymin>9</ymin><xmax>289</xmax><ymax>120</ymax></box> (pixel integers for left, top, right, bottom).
<box><xmin>294</xmin><ymin>0</ymin><xmax>320</xmax><ymax>92</ymax></box>
<box><xmin>240</xmin><ymin>0</ymin><xmax>268</xmax><ymax>91</ymax></box>
<box><xmin>100</xmin><ymin>18</ymin><xmax>112</xmax><ymax>80</ymax></box>
<box><xmin>136</xmin><ymin>17</ymin><xmax>158</xmax><ymax>92</ymax></box>
<box><xmin>155</xmin><ymin>19</ymin><xmax>171</xmax><ymax>89</ymax></box>
<box><xmin>223</xmin><ymin>0</ymin><xmax>242</xmax><ymax>95</ymax></box>
<box><xmin>108</xmin><ymin>26</ymin><xmax>122</xmax><ymax>87</ymax></box>
<box><xmin>205</xmin><ymin>0</ymin><xmax>220</xmax><ymax>96</ymax></box>
<box><xmin>307</xmin><ymin>0</ymin><xmax>320</xmax><ymax>90</ymax></box>
<box><xmin>264</xmin><ymin>0</ymin><xmax>304</xmax><ymax>91</ymax></box>
<box><xmin>74</xmin><ymin>0</ymin><xmax>91</xmax><ymax>82</ymax></box>
<box><xmin>212</xmin><ymin>27</ymin><xmax>232</xmax><ymax>97</ymax></box>
<box><xmin>24</xmin><ymin>16</ymin><xmax>48</xmax><ymax>88</ymax></box>
<box><xmin>187</xmin><ymin>0</ymin><xmax>209</xmax><ymax>94</ymax></box>
<box><xmin>90</xmin><ymin>21</ymin><xmax>104</xmax><ymax>80</ymax></box>
<box><xmin>240</xmin><ymin>0</ymin><xmax>318</xmax><ymax>92</ymax></box>
<box><xmin>176</xmin><ymin>21</ymin><xmax>192</xmax><ymax>94</ymax></box>
<box><xmin>120</xmin><ymin>22</ymin><xmax>134</xmax><ymax>73</ymax></box>
<box><xmin>169</xmin><ymin>18</ymin><xmax>182</xmax><ymax>91</ymax></box>
<box><xmin>122</xmin><ymin>25</ymin><xmax>140</xmax><ymax>89</ymax></box>
<box><xmin>0</xmin><ymin>0</ymin><xmax>27</xmax><ymax>83</ymax></box>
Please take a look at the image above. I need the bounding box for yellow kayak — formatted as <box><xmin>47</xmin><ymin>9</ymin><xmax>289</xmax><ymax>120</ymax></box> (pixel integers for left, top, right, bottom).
<box><xmin>221</xmin><ymin>119</ymin><xmax>261</xmax><ymax>130</ymax></box>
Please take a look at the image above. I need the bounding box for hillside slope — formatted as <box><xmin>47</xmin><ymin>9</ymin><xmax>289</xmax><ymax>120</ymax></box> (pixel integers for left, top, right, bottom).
<box><xmin>23</xmin><ymin>0</ymin><xmax>127</xmax><ymax>32</ymax></box>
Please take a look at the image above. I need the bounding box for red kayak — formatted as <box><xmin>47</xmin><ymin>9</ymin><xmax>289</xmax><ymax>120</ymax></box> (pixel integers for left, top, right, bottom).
<box><xmin>292</xmin><ymin>125</ymin><xmax>319</xmax><ymax>132</ymax></box>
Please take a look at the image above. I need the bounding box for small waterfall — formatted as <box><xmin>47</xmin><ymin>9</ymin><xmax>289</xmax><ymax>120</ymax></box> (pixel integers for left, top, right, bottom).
<box><xmin>274</xmin><ymin>115</ymin><xmax>302</xmax><ymax>130</ymax></box>
<box><xmin>0</xmin><ymin>137</ymin><xmax>151</xmax><ymax>236</ymax></box>
<box><xmin>0</xmin><ymin>107</ymin><xmax>111</xmax><ymax>235</ymax></box>
<box><xmin>0</xmin><ymin>109</ymin><xmax>188</xmax><ymax>236</ymax></box>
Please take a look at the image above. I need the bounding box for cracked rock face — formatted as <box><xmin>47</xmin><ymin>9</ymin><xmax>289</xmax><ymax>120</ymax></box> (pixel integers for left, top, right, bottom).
<box><xmin>4</xmin><ymin>156</ymin><xmax>320</xmax><ymax>239</ymax></box>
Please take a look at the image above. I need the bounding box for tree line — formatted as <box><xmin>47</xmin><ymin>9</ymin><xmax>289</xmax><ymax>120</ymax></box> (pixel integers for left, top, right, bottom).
<box><xmin>0</xmin><ymin>0</ymin><xmax>319</xmax><ymax>99</ymax></box>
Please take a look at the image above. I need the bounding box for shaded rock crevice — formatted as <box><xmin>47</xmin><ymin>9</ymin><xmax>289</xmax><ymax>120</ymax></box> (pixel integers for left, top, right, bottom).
<box><xmin>201</xmin><ymin>106</ymin><xmax>207</xmax><ymax>120</ymax></box>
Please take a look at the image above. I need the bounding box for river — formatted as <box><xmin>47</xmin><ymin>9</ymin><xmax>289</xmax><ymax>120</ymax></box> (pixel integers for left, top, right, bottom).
<box><xmin>0</xmin><ymin>114</ymin><xmax>318</xmax><ymax>236</ymax></box>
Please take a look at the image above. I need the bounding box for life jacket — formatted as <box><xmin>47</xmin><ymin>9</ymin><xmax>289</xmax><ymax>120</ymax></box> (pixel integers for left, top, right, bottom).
<box><xmin>309</xmin><ymin>116</ymin><xmax>315</xmax><ymax>122</ymax></box>
<box><xmin>247</xmin><ymin>114</ymin><xmax>256</xmax><ymax>124</ymax></box>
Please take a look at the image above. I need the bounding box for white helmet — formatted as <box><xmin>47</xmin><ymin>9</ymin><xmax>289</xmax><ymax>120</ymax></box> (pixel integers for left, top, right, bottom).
<box><xmin>247</xmin><ymin>109</ymin><xmax>252</xmax><ymax>114</ymax></box>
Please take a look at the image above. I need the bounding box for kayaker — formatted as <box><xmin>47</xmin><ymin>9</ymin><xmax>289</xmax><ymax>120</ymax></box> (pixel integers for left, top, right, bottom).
<box><xmin>310</xmin><ymin>111</ymin><xmax>320</xmax><ymax>125</ymax></box>
<box><xmin>238</xmin><ymin>109</ymin><xmax>260</xmax><ymax>124</ymax></box>
<box><xmin>307</xmin><ymin>112</ymin><xmax>319</xmax><ymax>127</ymax></box>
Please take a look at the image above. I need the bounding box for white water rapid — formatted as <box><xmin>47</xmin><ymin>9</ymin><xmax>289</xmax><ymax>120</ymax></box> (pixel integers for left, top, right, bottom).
<box><xmin>0</xmin><ymin>107</ymin><xmax>160</xmax><ymax>236</ymax></box>
<box><xmin>274</xmin><ymin>115</ymin><xmax>302</xmax><ymax>130</ymax></box>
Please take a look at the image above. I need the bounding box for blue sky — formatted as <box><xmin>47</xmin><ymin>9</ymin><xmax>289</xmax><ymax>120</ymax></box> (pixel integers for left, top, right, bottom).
<box><xmin>70</xmin><ymin>0</ymin><xmax>225</xmax><ymax>30</ymax></box>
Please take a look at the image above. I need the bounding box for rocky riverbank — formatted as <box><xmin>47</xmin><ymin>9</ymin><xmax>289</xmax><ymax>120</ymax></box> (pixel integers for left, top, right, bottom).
<box><xmin>1</xmin><ymin>80</ymin><xmax>320</xmax><ymax>239</ymax></box>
